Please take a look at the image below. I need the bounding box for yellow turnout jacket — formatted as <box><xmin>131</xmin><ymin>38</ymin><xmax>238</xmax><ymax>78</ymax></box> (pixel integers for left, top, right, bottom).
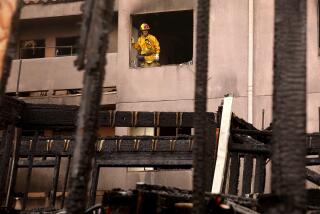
<box><xmin>132</xmin><ymin>34</ymin><xmax>160</xmax><ymax>63</ymax></box>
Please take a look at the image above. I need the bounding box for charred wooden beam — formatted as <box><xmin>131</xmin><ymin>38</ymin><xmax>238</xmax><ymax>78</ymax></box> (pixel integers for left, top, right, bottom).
<box><xmin>17</xmin><ymin>159</ymin><xmax>56</xmax><ymax>168</ymax></box>
<box><xmin>66</xmin><ymin>0</ymin><xmax>115</xmax><ymax>213</ymax></box>
<box><xmin>60</xmin><ymin>156</ymin><xmax>71</xmax><ymax>209</ymax></box>
<box><xmin>231</xmin><ymin>129</ymin><xmax>272</xmax><ymax>137</ymax></box>
<box><xmin>22</xmin><ymin>133</ymin><xmax>38</xmax><ymax>210</ymax></box>
<box><xmin>4</xmin><ymin>127</ymin><xmax>21</xmax><ymax>208</ymax></box>
<box><xmin>0</xmin><ymin>125</ymin><xmax>15</xmax><ymax>203</ymax></box>
<box><xmin>270</xmin><ymin>1</ymin><xmax>307</xmax><ymax>213</ymax></box>
<box><xmin>229</xmin><ymin>143</ymin><xmax>271</xmax><ymax>155</ymax></box>
<box><xmin>193</xmin><ymin>0</ymin><xmax>211</xmax><ymax>212</ymax></box>
<box><xmin>254</xmin><ymin>156</ymin><xmax>267</xmax><ymax>193</ymax></box>
<box><xmin>96</xmin><ymin>152</ymin><xmax>193</xmax><ymax>167</ymax></box>
<box><xmin>89</xmin><ymin>164</ymin><xmax>100</xmax><ymax>206</ymax></box>
<box><xmin>21</xmin><ymin>104</ymin><xmax>215</xmax><ymax>129</ymax></box>
<box><xmin>306</xmin><ymin>168</ymin><xmax>320</xmax><ymax>186</ymax></box>
<box><xmin>0</xmin><ymin>96</ymin><xmax>24</xmax><ymax>127</ymax></box>
<box><xmin>49</xmin><ymin>156</ymin><xmax>61</xmax><ymax>207</ymax></box>
<box><xmin>228</xmin><ymin>152</ymin><xmax>240</xmax><ymax>195</ymax></box>
<box><xmin>242</xmin><ymin>155</ymin><xmax>254</xmax><ymax>196</ymax></box>
<box><xmin>306</xmin><ymin>158</ymin><xmax>320</xmax><ymax>166</ymax></box>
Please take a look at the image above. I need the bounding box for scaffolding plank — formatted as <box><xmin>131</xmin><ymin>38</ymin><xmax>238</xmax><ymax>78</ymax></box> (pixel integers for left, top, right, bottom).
<box><xmin>211</xmin><ymin>96</ymin><xmax>233</xmax><ymax>193</ymax></box>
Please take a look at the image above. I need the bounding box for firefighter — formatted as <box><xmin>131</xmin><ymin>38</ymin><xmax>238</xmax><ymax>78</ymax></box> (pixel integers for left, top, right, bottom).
<box><xmin>131</xmin><ymin>23</ymin><xmax>160</xmax><ymax>67</ymax></box>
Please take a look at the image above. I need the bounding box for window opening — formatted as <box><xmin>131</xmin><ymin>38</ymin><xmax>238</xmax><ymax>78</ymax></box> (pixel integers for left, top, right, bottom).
<box><xmin>131</xmin><ymin>10</ymin><xmax>193</xmax><ymax>68</ymax></box>
<box><xmin>20</xmin><ymin>39</ymin><xmax>45</xmax><ymax>59</ymax></box>
<box><xmin>55</xmin><ymin>36</ymin><xmax>79</xmax><ymax>57</ymax></box>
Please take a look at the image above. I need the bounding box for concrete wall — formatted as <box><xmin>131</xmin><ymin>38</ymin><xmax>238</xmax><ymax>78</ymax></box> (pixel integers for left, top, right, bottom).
<box><xmin>252</xmin><ymin>0</ymin><xmax>274</xmax><ymax>130</ymax></box>
<box><xmin>117</xmin><ymin>0</ymin><xmax>249</xmax><ymax>116</ymax></box>
<box><xmin>7</xmin><ymin>54</ymin><xmax>117</xmax><ymax>93</ymax></box>
<box><xmin>20</xmin><ymin>0</ymin><xmax>119</xmax><ymax>19</ymax></box>
<box><xmin>253</xmin><ymin>0</ymin><xmax>320</xmax><ymax>133</ymax></box>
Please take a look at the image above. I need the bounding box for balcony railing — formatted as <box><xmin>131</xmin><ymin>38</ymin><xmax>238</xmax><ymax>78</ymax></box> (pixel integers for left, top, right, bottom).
<box><xmin>19</xmin><ymin>46</ymin><xmax>77</xmax><ymax>59</ymax></box>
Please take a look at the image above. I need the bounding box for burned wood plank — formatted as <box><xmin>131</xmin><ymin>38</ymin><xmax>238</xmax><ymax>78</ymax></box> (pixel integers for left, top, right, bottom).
<box><xmin>21</xmin><ymin>104</ymin><xmax>78</xmax><ymax>129</ymax></box>
<box><xmin>4</xmin><ymin>127</ymin><xmax>22</xmax><ymax>207</ymax></box>
<box><xmin>0</xmin><ymin>125</ymin><xmax>15</xmax><ymax>202</ymax></box>
<box><xmin>22</xmin><ymin>133</ymin><xmax>38</xmax><ymax>210</ymax></box>
<box><xmin>228</xmin><ymin>152</ymin><xmax>240</xmax><ymax>195</ymax></box>
<box><xmin>0</xmin><ymin>96</ymin><xmax>24</xmax><ymax>127</ymax></box>
<box><xmin>205</xmin><ymin>117</ymin><xmax>216</xmax><ymax>192</ymax></box>
<box><xmin>60</xmin><ymin>156</ymin><xmax>71</xmax><ymax>209</ymax></box>
<box><xmin>306</xmin><ymin>158</ymin><xmax>320</xmax><ymax>166</ymax></box>
<box><xmin>89</xmin><ymin>163</ymin><xmax>100</xmax><ymax>206</ymax></box>
<box><xmin>96</xmin><ymin>152</ymin><xmax>193</xmax><ymax>167</ymax></box>
<box><xmin>229</xmin><ymin>142</ymin><xmax>271</xmax><ymax>155</ymax></box>
<box><xmin>306</xmin><ymin>168</ymin><xmax>320</xmax><ymax>186</ymax></box>
<box><xmin>49</xmin><ymin>156</ymin><xmax>61</xmax><ymax>207</ymax></box>
<box><xmin>21</xmin><ymin>104</ymin><xmax>215</xmax><ymax>128</ymax></box>
<box><xmin>242</xmin><ymin>155</ymin><xmax>254</xmax><ymax>196</ymax></box>
<box><xmin>18</xmin><ymin>159</ymin><xmax>56</xmax><ymax>168</ymax></box>
<box><xmin>254</xmin><ymin>156</ymin><xmax>266</xmax><ymax>193</ymax></box>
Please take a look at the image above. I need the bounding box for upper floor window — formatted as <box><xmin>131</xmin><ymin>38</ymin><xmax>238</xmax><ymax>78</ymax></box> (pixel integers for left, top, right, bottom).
<box><xmin>20</xmin><ymin>39</ymin><xmax>45</xmax><ymax>59</ymax></box>
<box><xmin>130</xmin><ymin>10</ymin><xmax>193</xmax><ymax>68</ymax></box>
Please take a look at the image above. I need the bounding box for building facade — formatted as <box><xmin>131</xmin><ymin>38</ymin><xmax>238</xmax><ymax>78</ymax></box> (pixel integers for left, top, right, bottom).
<box><xmin>6</xmin><ymin>0</ymin><xmax>320</xmax><ymax>201</ymax></box>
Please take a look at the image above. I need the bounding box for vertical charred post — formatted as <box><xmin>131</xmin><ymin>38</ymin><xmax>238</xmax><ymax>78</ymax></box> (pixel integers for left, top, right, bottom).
<box><xmin>66</xmin><ymin>0</ymin><xmax>114</xmax><ymax>213</ymax></box>
<box><xmin>193</xmin><ymin>0</ymin><xmax>210</xmax><ymax>213</ymax></box>
<box><xmin>270</xmin><ymin>1</ymin><xmax>307</xmax><ymax>213</ymax></box>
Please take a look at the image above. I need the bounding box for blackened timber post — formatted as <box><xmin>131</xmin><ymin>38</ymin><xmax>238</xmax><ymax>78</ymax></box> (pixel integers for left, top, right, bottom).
<box><xmin>50</xmin><ymin>155</ymin><xmax>61</xmax><ymax>208</ymax></box>
<box><xmin>4</xmin><ymin>127</ymin><xmax>22</xmax><ymax>208</ymax></box>
<box><xmin>0</xmin><ymin>125</ymin><xmax>15</xmax><ymax>204</ymax></box>
<box><xmin>60</xmin><ymin>155</ymin><xmax>71</xmax><ymax>209</ymax></box>
<box><xmin>270</xmin><ymin>0</ymin><xmax>307</xmax><ymax>213</ymax></box>
<box><xmin>242</xmin><ymin>155</ymin><xmax>254</xmax><ymax>196</ymax></box>
<box><xmin>22</xmin><ymin>132</ymin><xmax>38</xmax><ymax>210</ymax></box>
<box><xmin>193</xmin><ymin>0</ymin><xmax>211</xmax><ymax>212</ymax></box>
<box><xmin>253</xmin><ymin>156</ymin><xmax>266</xmax><ymax>194</ymax></box>
<box><xmin>89</xmin><ymin>162</ymin><xmax>100</xmax><ymax>207</ymax></box>
<box><xmin>66</xmin><ymin>0</ymin><xmax>115</xmax><ymax>213</ymax></box>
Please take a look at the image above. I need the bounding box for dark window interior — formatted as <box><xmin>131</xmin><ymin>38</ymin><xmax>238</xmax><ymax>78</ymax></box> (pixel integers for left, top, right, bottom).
<box><xmin>56</xmin><ymin>36</ymin><xmax>79</xmax><ymax>56</ymax></box>
<box><xmin>132</xmin><ymin>10</ymin><xmax>193</xmax><ymax>66</ymax></box>
<box><xmin>20</xmin><ymin>39</ymin><xmax>45</xmax><ymax>59</ymax></box>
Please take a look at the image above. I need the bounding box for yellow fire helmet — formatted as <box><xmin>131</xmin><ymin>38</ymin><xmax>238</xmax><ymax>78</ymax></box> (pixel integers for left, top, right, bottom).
<box><xmin>140</xmin><ymin>23</ymin><xmax>150</xmax><ymax>31</ymax></box>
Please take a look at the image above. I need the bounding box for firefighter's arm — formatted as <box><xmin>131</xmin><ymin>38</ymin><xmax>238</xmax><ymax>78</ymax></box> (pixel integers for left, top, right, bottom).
<box><xmin>152</xmin><ymin>36</ymin><xmax>160</xmax><ymax>54</ymax></box>
<box><xmin>131</xmin><ymin>37</ymin><xmax>141</xmax><ymax>51</ymax></box>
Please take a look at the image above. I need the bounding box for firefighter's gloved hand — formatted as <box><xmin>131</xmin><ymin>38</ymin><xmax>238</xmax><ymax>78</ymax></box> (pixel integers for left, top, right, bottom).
<box><xmin>131</xmin><ymin>37</ymin><xmax>135</xmax><ymax>44</ymax></box>
<box><xmin>155</xmin><ymin>54</ymin><xmax>160</xmax><ymax>61</ymax></box>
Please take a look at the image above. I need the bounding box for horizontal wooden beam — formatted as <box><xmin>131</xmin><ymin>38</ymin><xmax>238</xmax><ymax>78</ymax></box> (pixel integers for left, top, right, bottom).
<box><xmin>21</xmin><ymin>104</ymin><xmax>216</xmax><ymax>128</ymax></box>
<box><xmin>96</xmin><ymin>152</ymin><xmax>193</xmax><ymax>167</ymax></box>
<box><xmin>18</xmin><ymin>159</ymin><xmax>56</xmax><ymax>168</ymax></box>
<box><xmin>306</xmin><ymin>168</ymin><xmax>320</xmax><ymax>186</ymax></box>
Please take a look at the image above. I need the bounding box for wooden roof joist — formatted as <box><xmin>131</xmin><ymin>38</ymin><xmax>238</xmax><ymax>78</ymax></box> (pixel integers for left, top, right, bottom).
<box><xmin>21</xmin><ymin>103</ymin><xmax>216</xmax><ymax>129</ymax></box>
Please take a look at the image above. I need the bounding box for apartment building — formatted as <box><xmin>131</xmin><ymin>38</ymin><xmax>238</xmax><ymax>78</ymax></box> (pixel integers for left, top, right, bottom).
<box><xmin>5</xmin><ymin>0</ymin><xmax>320</xmax><ymax>201</ymax></box>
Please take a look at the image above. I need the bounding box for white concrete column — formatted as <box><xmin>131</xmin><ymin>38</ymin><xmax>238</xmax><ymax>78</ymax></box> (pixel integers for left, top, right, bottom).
<box><xmin>247</xmin><ymin>0</ymin><xmax>254</xmax><ymax>124</ymax></box>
